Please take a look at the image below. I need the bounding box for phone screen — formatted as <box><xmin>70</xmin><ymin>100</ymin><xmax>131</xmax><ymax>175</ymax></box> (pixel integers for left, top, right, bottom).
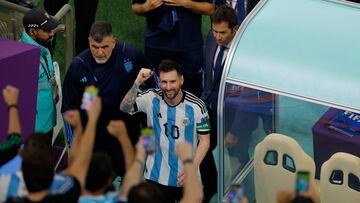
<box><xmin>141</xmin><ymin>127</ymin><xmax>156</xmax><ymax>154</ymax></box>
<box><xmin>227</xmin><ymin>184</ymin><xmax>243</xmax><ymax>203</ymax></box>
<box><xmin>296</xmin><ymin>171</ymin><xmax>310</xmax><ymax>194</ymax></box>
<box><xmin>81</xmin><ymin>85</ymin><xmax>98</xmax><ymax>110</ymax></box>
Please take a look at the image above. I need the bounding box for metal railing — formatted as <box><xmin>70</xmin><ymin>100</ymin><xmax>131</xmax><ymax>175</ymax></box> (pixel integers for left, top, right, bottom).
<box><xmin>0</xmin><ymin>0</ymin><xmax>74</xmax><ymax>69</ymax></box>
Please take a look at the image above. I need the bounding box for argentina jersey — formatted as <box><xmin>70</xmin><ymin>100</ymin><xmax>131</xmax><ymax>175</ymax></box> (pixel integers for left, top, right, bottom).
<box><xmin>135</xmin><ymin>89</ymin><xmax>210</xmax><ymax>187</ymax></box>
<box><xmin>0</xmin><ymin>172</ymin><xmax>74</xmax><ymax>202</ymax></box>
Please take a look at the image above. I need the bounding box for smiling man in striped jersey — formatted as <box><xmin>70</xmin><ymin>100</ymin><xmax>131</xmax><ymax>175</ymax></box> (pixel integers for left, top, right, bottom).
<box><xmin>120</xmin><ymin>59</ymin><xmax>210</xmax><ymax>202</ymax></box>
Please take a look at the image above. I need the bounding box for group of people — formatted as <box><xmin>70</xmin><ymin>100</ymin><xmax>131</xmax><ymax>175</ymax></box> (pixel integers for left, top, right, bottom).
<box><xmin>7</xmin><ymin>2</ymin><xmax>248</xmax><ymax>202</ymax></box>
<box><xmin>1</xmin><ymin>0</ymin><xmax>290</xmax><ymax>202</ymax></box>
<box><xmin>0</xmin><ymin>0</ymin><xmax>328</xmax><ymax>202</ymax></box>
<box><xmin>0</xmin><ymin>85</ymin><xmax>205</xmax><ymax>203</ymax></box>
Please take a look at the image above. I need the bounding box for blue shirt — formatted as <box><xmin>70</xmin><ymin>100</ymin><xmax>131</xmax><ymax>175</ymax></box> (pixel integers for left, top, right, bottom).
<box><xmin>0</xmin><ymin>172</ymin><xmax>75</xmax><ymax>202</ymax></box>
<box><xmin>61</xmin><ymin>42</ymin><xmax>153</xmax><ymax>176</ymax></box>
<box><xmin>132</xmin><ymin>0</ymin><xmax>214</xmax><ymax>51</ymax></box>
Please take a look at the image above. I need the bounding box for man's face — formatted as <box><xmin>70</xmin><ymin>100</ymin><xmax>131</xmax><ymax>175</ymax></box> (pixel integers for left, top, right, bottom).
<box><xmin>88</xmin><ymin>36</ymin><xmax>116</xmax><ymax>64</ymax></box>
<box><xmin>158</xmin><ymin>70</ymin><xmax>184</xmax><ymax>100</ymax></box>
<box><xmin>212</xmin><ymin>21</ymin><xmax>237</xmax><ymax>46</ymax></box>
<box><xmin>31</xmin><ymin>28</ymin><xmax>54</xmax><ymax>47</ymax></box>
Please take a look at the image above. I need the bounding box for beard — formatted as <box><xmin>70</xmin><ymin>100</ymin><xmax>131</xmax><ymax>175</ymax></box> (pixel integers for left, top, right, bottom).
<box><xmin>35</xmin><ymin>36</ymin><xmax>53</xmax><ymax>48</ymax></box>
<box><xmin>164</xmin><ymin>89</ymin><xmax>180</xmax><ymax>100</ymax></box>
<box><xmin>94</xmin><ymin>57</ymin><xmax>109</xmax><ymax>64</ymax></box>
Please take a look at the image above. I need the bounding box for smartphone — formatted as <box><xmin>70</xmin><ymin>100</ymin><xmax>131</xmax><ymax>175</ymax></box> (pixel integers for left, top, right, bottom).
<box><xmin>141</xmin><ymin>127</ymin><xmax>156</xmax><ymax>154</ymax></box>
<box><xmin>226</xmin><ymin>184</ymin><xmax>244</xmax><ymax>203</ymax></box>
<box><xmin>295</xmin><ymin>171</ymin><xmax>310</xmax><ymax>195</ymax></box>
<box><xmin>81</xmin><ymin>85</ymin><xmax>98</xmax><ymax>110</ymax></box>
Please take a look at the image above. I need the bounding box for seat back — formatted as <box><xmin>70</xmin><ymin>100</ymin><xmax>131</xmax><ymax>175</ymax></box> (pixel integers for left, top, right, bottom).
<box><xmin>320</xmin><ymin>152</ymin><xmax>360</xmax><ymax>203</ymax></box>
<box><xmin>254</xmin><ymin>133</ymin><xmax>315</xmax><ymax>203</ymax></box>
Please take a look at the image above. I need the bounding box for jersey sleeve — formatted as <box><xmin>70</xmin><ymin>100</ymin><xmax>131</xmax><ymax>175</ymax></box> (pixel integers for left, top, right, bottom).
<box><xmin>0</xmin><ymin>133</ymin><xmax>21</xmax><ymax>167</ymax></box>
<box><xmin>133</xmin><ymin>89</ymin><xmax>155</xmax><ymax>114</ymax></box>
<box><xmin>196</xmin><ymin>101</ymin><xmax>211</xmax><ymax>135</ymax></box>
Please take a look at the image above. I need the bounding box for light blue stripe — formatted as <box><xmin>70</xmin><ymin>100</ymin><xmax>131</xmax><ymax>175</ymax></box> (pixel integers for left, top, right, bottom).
<box><xmin>50</xmin><ymin>174</ymin><xmax>66</xmax><ymax>191</ymax></box>
<box><xmin>167</xmin><ymin>106</ymin><xmax>178</xmax><ymax>186</ymax></box>
<box><xmin>150</xmin><ymin>98</ymin><xmax>162</xmax><ymax>182</ymax></box>
<box><xmin>6</xmin><ymin>174</ymin><xmax>20</xmax><ymax>199</ymax></box>
<box><xmin>185</xmin><ymin>105</ymin><xmax>195</xmax><ymax>146</ymax></box>
<box><xmin>62</xmin><ymin>115</ymin><xmax>73</xmax><ymax>146</ymax></box>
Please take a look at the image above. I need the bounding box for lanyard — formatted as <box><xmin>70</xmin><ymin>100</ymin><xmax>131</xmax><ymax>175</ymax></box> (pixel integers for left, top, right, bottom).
<box><xmin>39</xmin><ymin>55</ymin><xmax>52</xmax><ymax>82</ymax></box>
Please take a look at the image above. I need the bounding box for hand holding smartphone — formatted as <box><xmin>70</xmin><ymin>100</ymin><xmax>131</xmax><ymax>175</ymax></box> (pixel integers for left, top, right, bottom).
<box><xmin>295</xmin><ymin>171</ymin><xmax>310</xmax><ymax>195</ymax></box>
<box><xmin>226</xmin><ymin>184</ymin><xmax>244</xmax><ymax>203</ymax></box>
<box><xmin>141</xmin><ymin>127</ymin><xmax>156</xmax><ymax>154</ymax></box>
<box><xmin>81</xmin><ymin>85</ymin><xmax>98</xmax><ymax>111</ymax></box>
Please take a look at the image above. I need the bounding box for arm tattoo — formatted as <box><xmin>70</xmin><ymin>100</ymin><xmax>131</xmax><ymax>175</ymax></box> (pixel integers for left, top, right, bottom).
<box><xmin>120</xmin><ymin>82</ymin><xmax>140</xmax><ymax>113</ymax></box>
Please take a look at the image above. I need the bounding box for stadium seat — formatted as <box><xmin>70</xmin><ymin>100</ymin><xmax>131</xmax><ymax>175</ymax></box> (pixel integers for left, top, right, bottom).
<box><xmin>320</xmin><ymin>152</ymin><xmax>360</xmax><ymax>203</ymax></box>
<box><xmin>254</xmin><ymin>133</ymin><xmax>315</xmax><ymax>203</ymax></box>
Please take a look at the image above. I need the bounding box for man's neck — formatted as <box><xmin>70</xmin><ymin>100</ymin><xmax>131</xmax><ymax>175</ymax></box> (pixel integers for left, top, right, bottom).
<box><xmin>164</xmin><ymin>90</ymin><xmax>184</xmax><ymax>106</ymax></box>
<box><xmin>28</xmin><ymin>189</ymin><xmax>49</xmax><ymax>201</ymax></box>
<box><xmin>224</xmin><ymin>38</ymin><xmax>235</xmax><ymax>49</ymax></box>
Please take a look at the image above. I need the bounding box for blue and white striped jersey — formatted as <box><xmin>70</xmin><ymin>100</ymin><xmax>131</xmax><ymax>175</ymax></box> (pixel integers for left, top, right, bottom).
<box><xmin>134</xmin><ymin>89</ymin><xmax>210</xmax><ymax>187</ymax></box>
<box><xmin>80</xmin><ymin>190</ymin><xmax>119</xmax><ymax>203</ymax></box>
<box><xmin>0</xmin><ymin>172</ymin><xmax>74</xmax><ymax>202</ymax></box>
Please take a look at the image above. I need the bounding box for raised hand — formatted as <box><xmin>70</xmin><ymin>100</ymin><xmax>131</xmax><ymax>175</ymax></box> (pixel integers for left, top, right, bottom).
<box><xmin>107</xmin><ymin>120</ymin><xmax>128</xmax><ymax>140</ymax></box>
<box><xmin>135</xmin><ymin>136</ymin><xmax>146</xmax><ymax>163</ymax></box>
<box><xmin>135</xmin><ymin>68</ymin><xmax>153</xmax><ymax>85</ymax></box>
<box><xmin>87</xmin><ymin>96</ymin><xmax>102</xmax><ymax>121</ymax></box>
<box><xmin>175</xmin><ymin>142</ymin><xmax>193</xmax><ymax>161</ymax></box>
<box><xmin>64</xmin><ymin>110</ymin><xmax>82</xmax><ymax>128</ymax></box>
<box><xmin>2</xmin><ymin>85</ymin><xmax>19</xmax><ymax>106</ymax></box>
<box><xmin>175</xmin><ymin>142</ymin><xmax>193</xmax><ymax>186</ymax></box>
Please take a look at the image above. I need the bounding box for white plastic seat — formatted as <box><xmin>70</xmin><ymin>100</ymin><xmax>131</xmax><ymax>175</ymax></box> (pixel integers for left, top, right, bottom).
<box><xmin>254</xmin><ymin>133</ymin><xmax>315</xmax><ymax>203</ymax></box>
<box><xmin>320</xmin><ymin>152</ymin><xmax>360</xmax><ymax>203</ymax></box>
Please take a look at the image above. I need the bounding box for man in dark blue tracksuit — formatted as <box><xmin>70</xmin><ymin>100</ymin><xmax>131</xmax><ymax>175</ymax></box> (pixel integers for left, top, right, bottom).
<box><xmin>62</xmin><ymin>21</ymin><xmax>153</xmax><ymax>176</ymax></box>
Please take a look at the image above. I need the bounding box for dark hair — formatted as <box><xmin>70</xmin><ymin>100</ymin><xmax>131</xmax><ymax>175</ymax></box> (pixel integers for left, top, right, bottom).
<box><xmin>211</xmin><ymin>5</ymin><xmax>238</xmax><ymax>29</ymax></box>
<box><xmin>21</xmin><ymin>133</ymin><xmax>52</xmax><ymax>157</ymax></box>
<box><xmin>158</xmin><ymin>59</ymin><xmax>183</xmax><ymax>76</ymax></box>
<box><xmin>85</xmin><ymin>152</ymin><xmax>113</xmax><ymax>192</ymax></box>
<box><xmin>128</xmin><ymin>182</ymin><xmax>167</xmax><ymax>203</ymax></box>
<box><xmin>22</xmin><ymin>149</ymin><xmax>55</xmax><ymax>193</ymax></box>
<box><xmin>89</xmin><ymin>21</ymin><xmax>113</xmax><ymax>42</ymax></box>
<box><xmin>292</xmin><ymin>196</ymin><xmax>315</xmax><ymax>203</ymax></box>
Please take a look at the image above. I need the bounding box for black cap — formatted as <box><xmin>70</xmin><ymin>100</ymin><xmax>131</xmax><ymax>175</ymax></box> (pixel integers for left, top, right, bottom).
<box><xmin>23</xmin><ymin>8</ymin><xmax>59</xmax><ymax>31</ymax></box>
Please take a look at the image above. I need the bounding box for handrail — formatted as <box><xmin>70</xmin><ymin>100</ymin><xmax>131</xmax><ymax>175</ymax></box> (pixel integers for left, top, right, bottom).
<box><xmin>54</xmin><ymin>4</ymin><xmax>73</xmax><ymax>70</ymax></box>
<box><xmin>0</xmin><ymin>0</ymin><xmax>74</xmax><ymax>69</ymax></box>
<box><xmin>0</xmin><ymin>0</ymin><xmax>29</xmax><ymax>13</ymax></box>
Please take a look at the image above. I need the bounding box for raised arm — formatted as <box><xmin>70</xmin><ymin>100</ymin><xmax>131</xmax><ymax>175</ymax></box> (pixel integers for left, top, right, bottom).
<box><xmin>163</xmin><ymin>0</ymin><xmax>215</xmax><ymax>15</ymax></box>
<box><xmin>119</xmin><ymin>137</ymin><xmax>146</xmax><ymax>199</ymax></box>
<box><xmin>177</xmin><ymin>133</ymin><xmax>210</xmax><ymax>187</ymax></box>
<box><xmin>3</xmin><ymin>85</ymin><xmax>21</xmax><ymax>135</ymax></box>
<box><xmin>65</xmin><ymin>96</ymin><xmax>101</xmax><ymax>187</ymax></box>
<box><xmin>63</xmin><ymin>110</ymin><xmax>83</xmax><ymax>164</ymax></box>
<box><xmin>120</xmin><ymin>68</ymin><xmax>153</xmax><ymax>113</ymax></box>
<box><xmin>0</xmin><ymin>85</ymin><xmax>22</xmax><ymax>167</ymax></box>
<box><xmin>176</xmin><ymin>142</ymin><xmax>203</xmax><ymax>203</ymax></box>
<box><xmin>107</xmin><ymin>120</ymin><xmax>135</xmax><ymax>170</ymax></box>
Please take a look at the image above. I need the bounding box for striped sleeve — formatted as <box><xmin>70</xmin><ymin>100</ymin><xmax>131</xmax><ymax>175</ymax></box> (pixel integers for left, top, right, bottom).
<box><xmin>185</xmin><ymin>92</ymin><xmax>210</xmax><ymax>134</ymax></box>
<box><xmin>0</xmin><ymin>133</ymin><xmax>21</xmax><ymax>167</ymax></box>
